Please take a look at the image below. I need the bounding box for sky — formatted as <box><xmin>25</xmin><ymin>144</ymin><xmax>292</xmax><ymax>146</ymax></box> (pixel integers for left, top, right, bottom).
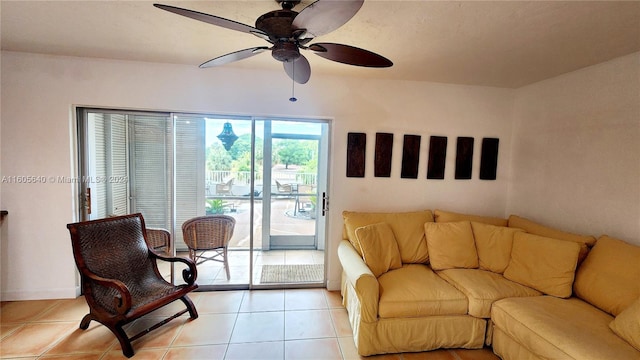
<box><xmin>205</xmin><ymin>118</ymin><xmax>322</xmax><ymax>147</ymax></box>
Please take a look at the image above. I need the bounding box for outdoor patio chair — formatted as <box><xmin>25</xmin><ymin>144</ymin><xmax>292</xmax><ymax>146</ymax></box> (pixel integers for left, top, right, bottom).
<box><xmin>294</xmin><ymin>184</ymin><xmax>315</xmax><ymax>216</ymax></box>
<box><xmin>276</xmin><ymin>180</ymin><xmax>293</xmax><ymax>196</ymax></box>
<box><xmin>182</xmin><ymin>215</ymin><xmax>236</xmax><ymax>280</ymax></box>
<box><xmin>67</xmin><ymin>213</ymin><xmax>198</xmax><ymax>358</ymax></box>
<box><xmin>216</xmin><ymin>178</ymin><xmax>234</xmax><ymax>195</ymax></box>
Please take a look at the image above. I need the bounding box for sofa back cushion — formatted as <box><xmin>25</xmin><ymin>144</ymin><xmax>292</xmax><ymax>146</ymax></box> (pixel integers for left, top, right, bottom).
<box><xmin>471</xmin><ymin>222</ymin><xmax>524</xmax><ymax>274</ymax></box>
<box><xmin>342</xmin><ymin>210</ymin><xmax>433</xmax><ymax>264</ymax></box>
<box><xmin>354</xmin><ymin>222</ymin><xmax>402</xmax><ymax>277</ymax></box>
<box><xmin>574</xmin><ymin>235</ymin><xmax>640</xmax><ymax>316</ymax></box>
<box><xmin>435</xmin><ymin>209</ymin><xmax>508</xmax><ymax>227</ymax></box>
<box><xmin>508</xmin><ymin>215</ymin><xmax>595</xmax><ymax>263</ymax></box>
<box><xmin>504</xmin><ymin>232</ymin><xmax>581</xmax><ymax>298</ymax></box>
<box><xmin>424</xmin><ymin>221</ymin><xmax>479</xmax><ymax>270</ymax></box>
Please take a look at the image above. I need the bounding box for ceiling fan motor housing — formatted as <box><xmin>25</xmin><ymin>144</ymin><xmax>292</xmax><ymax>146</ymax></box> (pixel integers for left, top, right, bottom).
<box><xmin>256</xmin><ymin>8</ymin><xmax>302</xmax><ymax>62</ymax></box>
<box><xmin>256</xmin><ymin>9</ymin><xmax>297</xmax><ymax>38</ymax></box>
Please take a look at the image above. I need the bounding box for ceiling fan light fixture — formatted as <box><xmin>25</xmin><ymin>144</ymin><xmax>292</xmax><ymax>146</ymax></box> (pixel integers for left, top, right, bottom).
<box><xmin>272</xmin><ymin>41</ymin><xmax>300</xmax><ymax>62</ymax></box>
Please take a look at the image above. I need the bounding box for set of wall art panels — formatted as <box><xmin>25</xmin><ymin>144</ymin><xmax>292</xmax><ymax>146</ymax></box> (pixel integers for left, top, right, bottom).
<box><xmin>346</xmin><ymin>132</ymin><xmax>499</xmax><ymax>180</ymax></box>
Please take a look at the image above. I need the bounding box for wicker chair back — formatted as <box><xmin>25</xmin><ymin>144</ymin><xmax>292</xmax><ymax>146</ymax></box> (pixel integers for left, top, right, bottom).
<box><xmin>182</xmin><ymin>215</ymin><xmax>236</xmax><ymax>251</ymax></box>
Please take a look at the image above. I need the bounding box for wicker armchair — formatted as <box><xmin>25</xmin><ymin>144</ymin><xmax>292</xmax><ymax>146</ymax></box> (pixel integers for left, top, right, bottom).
<box><xmin>182</xmin><ymin>215</ymin><xmax>236</xmax><ymax>280</ymax></box>
<box><xmin>146</xmin><ymin>227</ymin><xmax>170</xmax><ymax>254</ymax></box>
<box><xmin>67</xmin><ymin>213</ymin><xmax>198</xmax><ymax>358</ymax></box>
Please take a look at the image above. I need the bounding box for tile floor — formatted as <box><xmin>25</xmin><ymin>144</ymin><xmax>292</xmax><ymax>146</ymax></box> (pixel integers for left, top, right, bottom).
<box><xmin>0</xmin><ymin>289</ymin><xmax>499</xmax><ymax>360</ymax></box>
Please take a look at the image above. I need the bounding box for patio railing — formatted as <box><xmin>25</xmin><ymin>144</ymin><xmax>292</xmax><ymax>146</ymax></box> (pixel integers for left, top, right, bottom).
<box><xmin>205</xmin><ymin>170</ymin><xmax>317</xmax><ymax>195</ymax></box>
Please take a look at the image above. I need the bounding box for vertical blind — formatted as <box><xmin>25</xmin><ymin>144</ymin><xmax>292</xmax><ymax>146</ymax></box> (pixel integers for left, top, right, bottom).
<box><xmin>85</xmin><ymin>110</ymin><xmax>205</xmax><ymax>251</ymax></box>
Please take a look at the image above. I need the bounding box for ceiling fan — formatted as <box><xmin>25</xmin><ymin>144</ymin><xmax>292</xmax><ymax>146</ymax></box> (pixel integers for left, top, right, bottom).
<box><xmin>154</xmin><ymin>0</ymin><xmax>393</xmax><ymax>85</ymax></box>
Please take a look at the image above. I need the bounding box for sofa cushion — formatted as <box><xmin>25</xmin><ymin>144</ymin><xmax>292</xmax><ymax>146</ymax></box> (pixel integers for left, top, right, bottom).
<box><xmin>504</xmin><ymin>232</ymin><xmax>580</xmax><ymax>298</ymax></box>
<box><xmin>574</xmin><ymin>235</ymin><xmax>640</xmax><ymax>316</ymax></box>
<box><xmin>343</xmin><ymin>210</ymin><xmax>432</xmax><ymax>263</ymax></box>
<box><xmin>424</xmin><ymin>221</ymin><xmax>479</xmax><ymax>270</ymax></box>
<box><xmin>507</xmin><ymin>215</ymin><xmax>595</xmax><ymax>263</ymax></box>
<box><xmin>610</xmin><ymin>298</ymin><xmax>640</xmax><ymax>351</ymax></box>
<box><xmin>471</xmin><ymin>222</ymin><xmax>524</xmax><ymax>274</ymax></box>
<box><xmin>354</xmin><ymin>222</ymin><xmax>402</xmax><ymax>277</ymax></box>
<box><xmin>378</xmin><ymin>264</ymin><xmax>468</xmax><ymax>318</ymax></box>
<box><xmin>437</xmin><ymin>269</ymin><xmax>541</xmax><ymax>318</ymax></box>
<box><xmin>492</xmin><ymin>296</ymin><xmax>640</xmax><ymax>360</ymax></box>
<box><xmin>434</xmin><ymin>209</ymin><xmax>508</xmax><ymax>226</ymax></box>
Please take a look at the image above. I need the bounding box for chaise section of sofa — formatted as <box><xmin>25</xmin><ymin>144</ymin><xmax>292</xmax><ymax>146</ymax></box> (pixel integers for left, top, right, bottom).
<box><xmin>492</xmin><ymin>296</ymin><xmax>639</xmax><ymax>360</ymax></box>
<box><xmin>491</xmin><ymin>234</ymin><xmax>640</xmax><ymax>360</ymax></box>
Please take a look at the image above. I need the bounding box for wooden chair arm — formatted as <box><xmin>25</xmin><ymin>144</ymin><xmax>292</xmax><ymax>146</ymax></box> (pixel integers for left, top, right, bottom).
<box><xmin>83</xmin><ymin>271</ymin><xmax>132</xmax><ymax>315</ymax></box>
<box><xmin>149</xmin><ymin>250</ymin><xmax>198</xmax><ymax>285</ymax></box>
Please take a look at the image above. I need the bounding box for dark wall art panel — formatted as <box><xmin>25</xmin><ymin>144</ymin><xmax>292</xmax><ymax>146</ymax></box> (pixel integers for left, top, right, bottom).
<box><xmin>480</xmin><ymin>137</ymin><xmax>500</xmax><ymax>180</ymax></box>
<box><xmin>455</xmin><ymin>137</ymin><xmax>474</xmax><ymax>180</ymax></box>
<box><xmin>401</xmin><ymin>134</ymin><xmax>421</xmax><ymax>179</ymax></box>
<box><xmin>374</xmin><ymin>133</ymin><xmax>394</xmax><ymax>177</ymax></box>
<box><xmin>346</xmin><ymin>132</ymin><xmax>366</xmax><ymax>178</ymax></box>
<box><xmin>427</xmin><ymin>136</ymin><xmax>448</xmax><ymax>179</ymax></box>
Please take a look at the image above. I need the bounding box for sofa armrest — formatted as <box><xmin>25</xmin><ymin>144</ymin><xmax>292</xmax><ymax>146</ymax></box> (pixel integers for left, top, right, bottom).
<box><xmin>338</xmin><ymin>240</ymin><xmax>379</xmax><ymax>322</ymax></box>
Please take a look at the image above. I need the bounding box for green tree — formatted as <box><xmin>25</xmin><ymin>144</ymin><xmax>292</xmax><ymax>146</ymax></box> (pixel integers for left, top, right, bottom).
<box><xmin>233</xmin><ymin>152</ymin><xmax>253</xmax><ymax>172</ymax></box>
<box><xmin>275</xmin><ymin>140</ymin><xmax>314</xmax><ymax>169</ymax></box>
<box><xmin>228</xmin><ymin>134</ymin><xmax>252</xmax><ymax>161</ymax></box>
<box><xmin>298</xmin><ymin>142</ymin><xmax>318</xmax><ymax>184</ymax></box>
<box><xmin>206</xmin><ymin>143</ymin><xmax>232</xmax><ymax>172</ymax></box>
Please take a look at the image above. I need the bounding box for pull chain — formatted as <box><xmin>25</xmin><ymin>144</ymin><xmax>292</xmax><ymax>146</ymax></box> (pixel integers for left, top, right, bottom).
<box><xmin>289</xmin><ymin>59</ymin><xmax>297</xmax><ymax>102</ymax></box>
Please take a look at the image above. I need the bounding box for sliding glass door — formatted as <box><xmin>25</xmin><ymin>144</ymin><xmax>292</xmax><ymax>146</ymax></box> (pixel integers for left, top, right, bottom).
<box><xmin>77</xmin><ymin>109</ymin><xmax>329</xmax><ymax>289</ymax></box>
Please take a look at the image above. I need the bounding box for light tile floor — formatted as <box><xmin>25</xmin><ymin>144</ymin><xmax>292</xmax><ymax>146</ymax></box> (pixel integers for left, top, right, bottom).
<box><xmin>0</xmin><ymin>289</ymin><xmax>499</xmax><ymax>360</ymax></box>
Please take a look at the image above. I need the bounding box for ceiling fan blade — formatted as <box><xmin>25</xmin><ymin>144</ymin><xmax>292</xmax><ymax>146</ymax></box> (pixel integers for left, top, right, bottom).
<box><xmin>309</xmin><ymin>42</ymin><xmax>393</xmax><ymax>68</ymax></box>
<box><xmin>154</xmin><ymin>4</ymin><xmax>265</xmax><ymax>36</ymax></box>
<box><xmin>292</xmin><ymin>0</ymin><xmax>364</xmax><ymax>38</ymax></box>
<box><xmin>200</xmin><ymin>47</ymin><xmax>269</xmax><ymax>68</ymax></box>
<box><xmin>283</xmin><ymin>55</ymin><xmax>311</xmax><ymax>84</ymax></box>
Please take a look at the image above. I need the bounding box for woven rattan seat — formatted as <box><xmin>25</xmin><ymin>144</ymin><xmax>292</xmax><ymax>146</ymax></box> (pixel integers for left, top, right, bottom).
<box><xmin>67</xmin><ymin>213</ymin><xmax>198</xmax><ymax>358</ymax></box>
<box><xmin>182</xmin><ymin>215</ymin><xmax>236</xmax><ymax>280</ymax></box>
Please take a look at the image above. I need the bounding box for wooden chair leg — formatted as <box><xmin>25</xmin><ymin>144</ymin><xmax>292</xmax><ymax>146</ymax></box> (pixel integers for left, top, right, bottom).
<box><xmin>79</xmin><ymin>313</ymin><xmax>94</xmax><ymax>330</ymax></box>
<box><xmin>180</xmin><ymin>295</ymin><xmax>199</xmax><ymax>319</ymax></box>
<box><xmin>110</xmin><ymin>324</ymin><xmax>134</xmax><ymax>358</ymax></box>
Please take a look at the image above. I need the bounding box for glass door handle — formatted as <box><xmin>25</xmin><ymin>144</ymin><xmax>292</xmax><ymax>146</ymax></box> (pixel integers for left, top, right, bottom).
<box><xmin>322</xmin><ymin>192</ymin><xmax>329</xmax><ymax>216</ymax></box>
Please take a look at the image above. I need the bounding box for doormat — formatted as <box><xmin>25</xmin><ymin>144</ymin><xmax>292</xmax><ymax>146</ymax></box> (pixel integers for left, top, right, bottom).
<box><xmin>260</xmin><ymin>264</ymin><xmax>324</xmax><ymax>283</ymax></box>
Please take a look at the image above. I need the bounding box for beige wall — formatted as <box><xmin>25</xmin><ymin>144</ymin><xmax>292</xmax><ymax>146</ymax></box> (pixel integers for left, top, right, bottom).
<box><xmin>508</xmin><ymin>52</ymin><xmax>640</xmax><ymax>245</ymax></box>
<box><xmin>1</xmin><ymin>51</ymin><xmax>514</xmax><ymax>300</ymax></box>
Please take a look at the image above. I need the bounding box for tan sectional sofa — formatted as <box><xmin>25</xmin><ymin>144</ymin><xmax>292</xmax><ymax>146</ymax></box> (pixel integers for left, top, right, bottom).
<box><xmin>337</xmin><ymin>209</ymin><xmax>640</xmax><ymax>359</ymax></box>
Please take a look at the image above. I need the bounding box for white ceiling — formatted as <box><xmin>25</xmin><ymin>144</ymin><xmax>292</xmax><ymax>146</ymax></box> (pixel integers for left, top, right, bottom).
<box><xmin>2</xmin><ymin>1</ymin><xmax>639</xmax><ymax>88</ymax></box>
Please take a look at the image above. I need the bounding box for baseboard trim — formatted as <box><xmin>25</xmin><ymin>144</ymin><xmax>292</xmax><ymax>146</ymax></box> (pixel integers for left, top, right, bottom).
<box><xmin>1</xmin><ymin>286</ymin><xmax>80</xmax><ymax>301</ymax></box>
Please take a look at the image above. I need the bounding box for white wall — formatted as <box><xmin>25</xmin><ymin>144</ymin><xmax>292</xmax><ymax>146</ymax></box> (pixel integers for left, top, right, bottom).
<box><xmin>508</xmin><ymin>52</ymin><xmax>640</xmax><ymax>245</ymax></box>
<box><xmin>0</xmin><ymin>51</ymin><xmax>514</xmax><ymax>300</ymax></box>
